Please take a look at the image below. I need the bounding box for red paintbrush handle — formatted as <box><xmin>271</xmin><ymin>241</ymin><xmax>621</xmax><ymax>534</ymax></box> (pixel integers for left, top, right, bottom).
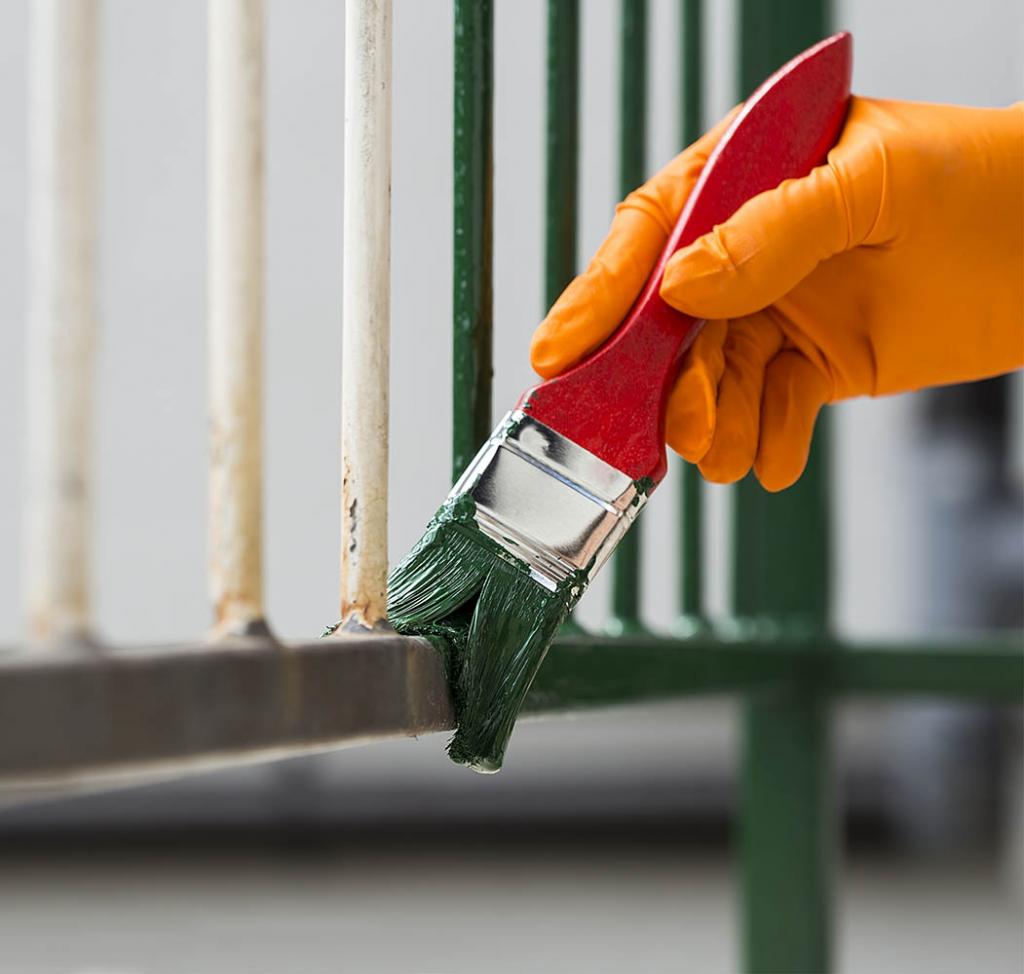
<box><xmin>518</xmin><ymin>32</ymin><xmax>853</xmax><ymax>485</ymax></box>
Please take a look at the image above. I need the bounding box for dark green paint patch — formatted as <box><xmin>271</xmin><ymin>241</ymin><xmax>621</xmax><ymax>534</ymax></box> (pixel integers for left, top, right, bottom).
<box><xmin>387</xmin><ymin>495</ymin><xmax>587</xmax><ymax>773</ymax></box>
<box><xmin>632</xmin><ymin>475</ymin><xmax>655</xmax><ymax>497</ymax></box>
<box><xmin>499</xmin><ymin>411</ymin><xmax>525</xmax><ymax>438</ymax></box>
<box><xmin>451</xmin><ymin>0</ymin><xmax>494</xmax><ymax>481</ymax></box>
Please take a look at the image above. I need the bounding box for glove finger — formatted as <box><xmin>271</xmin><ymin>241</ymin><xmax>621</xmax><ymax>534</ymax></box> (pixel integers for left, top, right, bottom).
<box><xmin>697</xmin><ymin>312</ymin><xmax>784</xmax><ymax>484</ymax></box>
<box><xmin>753</xmin><ymin>350</ymin><xmax>832</xmax><ymax>492</ymax></box>
<box><xmin>531</xmin><ymin>107</ymin><xmax>741</xmax><ymax>379</ymax></box>
<box><xmin>665</xmin><ymin>319</ymin><xmax>728</xmax><ymax>462</ymax></box>
<box><xmin>659</xmin><ymin>161</ymin><xmax>850</xmax><ymax>321</ymax></box>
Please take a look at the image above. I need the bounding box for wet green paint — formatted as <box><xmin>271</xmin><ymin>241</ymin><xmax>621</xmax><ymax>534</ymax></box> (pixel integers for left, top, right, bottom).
<box><xmin>632</xmin><ymin>476</ymin><xmax>655</xmax><ymax>496</ymax></box>
<box><xmin>679</xmin><ymin>0</ymin><xmax>703</xmax><ymax>147</ymax></box>
<box><xmin>618</xmin><ymin>0</ymin><xmax>648</xmax><ymax>196</ymax></box>
<box><xmin>388</xmin><ymin>494</ymin><xmax>588</xmax><ymax>772</ymax></box>
<box><xmin>607</xmin><ymin>0</ymin><xmax>649</xmax><ymax>637</ymax></box>
<box><xmin>452</xmin><ymin>0</ymin><xmax>494</xmax><ymax>482</ymax></box>
<box><xmin>544</xmin><ymin>0</ymin><xmax>580</xmax><ymax>309</ymax></box>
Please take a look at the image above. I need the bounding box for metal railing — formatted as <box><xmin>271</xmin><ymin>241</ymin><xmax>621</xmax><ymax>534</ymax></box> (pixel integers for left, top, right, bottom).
<box><xmin>4</xmin><ymin>1</ymin><xmax>1021</xmax><ymax>971</ymax></box>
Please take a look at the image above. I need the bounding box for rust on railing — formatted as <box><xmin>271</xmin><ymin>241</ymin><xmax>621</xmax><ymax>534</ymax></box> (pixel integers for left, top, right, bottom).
<box><xmin>339</xmin><ymin>0</ymin><xmax>393</xmax><ymax>630</ymax></box>
<box><xmin>24</xmin><ymin>0</ymin><xmax>100</xmax><ymax>644</ymax></box>
<box><xmin>207</xmin><ymin>0</ymin><xmax>268</xmax><ymax>638</ymax></box>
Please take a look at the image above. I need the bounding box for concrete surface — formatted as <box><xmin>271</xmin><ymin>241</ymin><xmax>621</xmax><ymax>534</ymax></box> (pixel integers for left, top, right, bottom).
<box><xmin>0</xmin><ymin>839</ymin><xmax>1018</xmax><ymax>973</ymax></box>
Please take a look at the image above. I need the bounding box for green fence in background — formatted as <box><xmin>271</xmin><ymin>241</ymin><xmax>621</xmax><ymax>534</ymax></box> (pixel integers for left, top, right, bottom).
<box><xmin>451</xmin><ymin>1</ymin><xmax>1023</xmax><ymax>971</ymax></box>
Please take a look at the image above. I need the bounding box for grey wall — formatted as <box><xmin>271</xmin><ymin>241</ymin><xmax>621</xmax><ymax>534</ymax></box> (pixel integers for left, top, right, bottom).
<box><xmin>0</xmin><ymin>0</ymin><xmax>1021</xmax><ymax>646</ymax></box>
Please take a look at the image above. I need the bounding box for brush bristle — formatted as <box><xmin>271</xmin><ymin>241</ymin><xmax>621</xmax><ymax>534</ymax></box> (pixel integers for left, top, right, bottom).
<box><xmin>446</xmin><ymin>565</ymin><xmax>568</xmax><ymax>771</ymax></box>
<box><xmin>387</xmin><ymin>494</ymin><xmax>582</xmax><ymax>773</ymax></box>
<box><xmin>387</xmin><ymin>514</ymin><xmax>493</xmax><ymax>630</ymax></box>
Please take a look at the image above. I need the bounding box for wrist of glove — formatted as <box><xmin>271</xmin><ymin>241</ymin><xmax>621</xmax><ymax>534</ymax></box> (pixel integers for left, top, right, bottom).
<box><xmin>531</xmin><ymin>97</ymin><xmax>1024</xmax><ymax>491</ymax></box>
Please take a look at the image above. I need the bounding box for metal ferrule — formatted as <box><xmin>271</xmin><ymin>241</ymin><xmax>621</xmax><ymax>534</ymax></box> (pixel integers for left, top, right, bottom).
<box><xmin>450</xmin><ymin>411</ymin><xmax>647</xmax><ymax>591</ymax></box>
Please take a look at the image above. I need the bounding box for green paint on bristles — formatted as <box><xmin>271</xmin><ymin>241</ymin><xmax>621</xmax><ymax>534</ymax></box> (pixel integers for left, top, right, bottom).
<box><xmin>632</xmin><ymin>475</ymin><xmax>655</xmax><ymax>497</ymax></box>
<box><xmin>387</xmin><ymin>492</ymin><xmax>587</xmax><ymax>773</ymax></box>
<box><xmin>321</xmin><ymin>475</ymin><xmax>641</xmax><ymax>770</ymax></box>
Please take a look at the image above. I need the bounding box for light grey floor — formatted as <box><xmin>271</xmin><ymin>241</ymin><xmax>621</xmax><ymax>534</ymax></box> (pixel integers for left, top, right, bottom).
<box><xmin>0</xmin><ymin>842</ymin><xmax>1019</xmax><ymax>974</ymax></box>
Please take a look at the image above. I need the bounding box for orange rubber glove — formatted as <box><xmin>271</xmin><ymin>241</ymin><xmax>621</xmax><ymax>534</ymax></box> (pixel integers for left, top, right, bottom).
<box><xmin>532</xmin><ymin>97</ymin><xmax>1024</xmax><ymax>491</ymax></box>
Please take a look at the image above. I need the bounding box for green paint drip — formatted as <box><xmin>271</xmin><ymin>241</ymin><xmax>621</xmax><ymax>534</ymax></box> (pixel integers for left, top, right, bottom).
<box><xmin>387</xmin><ymin>495</ymin><xmax>586</xmax><ymax>773</ymax></box>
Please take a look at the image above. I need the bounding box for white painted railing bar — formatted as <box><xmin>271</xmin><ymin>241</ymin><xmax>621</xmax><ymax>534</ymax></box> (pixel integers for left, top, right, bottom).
<box><xmin>208</xmin><ymin>0</ymin><xmax>267</xmax><ymax>637</ymax></box>
<box><xmin>339</xmin><ymin>0</ymin><xmax>393</xmax><ymax>630</ymax></box>
<box><xmin>24</xmin><ymin>0</ymin><xmax>100</xmax><ymax>644</ymax></box>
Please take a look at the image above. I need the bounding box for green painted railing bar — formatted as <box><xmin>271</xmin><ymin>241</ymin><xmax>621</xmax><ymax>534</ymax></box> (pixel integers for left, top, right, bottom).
<box><xmin>734</xmin><ymin>1</ymin><xmax>834</xmax><ymax>972</ymax></box>
<box><xmin>618</xmin><ymin>0</ymin><xmax>648</xmax><ymax>196</ymax></box>
<box><xmin>679</xmin><ymin>0</ymin><xmax>702</xmax><ymax>145</ymax></box>
<box><xmin>528</xmin><ymin>634</ymin><xmax>806</xmax><ymax>713</ymax></box>
<box><xmin>545</xmin><ymin>0</ymin><xmax>587</xmax><ymax>637</ymax></box>
<box><xmin>676</xmin><ymin>466</ymin><xmax>705</xmax><ymax>630</ymax></box>
<box><xmin>732</xmin><ymin>0</ymin><xmax>832</xmax><ymax>627</ymax></box>
<box><xmin>531</xmin><ymin>633</ymin><xmax>1024</xmax><ymax>713</ymax></box>
<box><xmin>446</xmin><ymin>6</ymin><xmax>1021</xmax><ymax>969</ymax></box>
<box><xmin>833</xmin><ymin>636</ymin><xmax>1024</xmax><ymax>700</ymax></box>
<box><xmin>742</xmin><ymin>687</ymin><xmax>834</xmax><ymax>972</ymax></box>
<box><xmin>451</xmin><ymin>0</ymin><xmax>494</xmax><ymax>482</ymax></box>
<box><xmin>676</xmin><ymin>0</ymin><xmax>705</xmax><ymax>630</ymax></box>
<box><xmin>609</xmin><ymin>0</ymin><xmax>648</xmax><ymax>634</ymax></box>
<box><xmin>544</xmin><ymin>0</ymin><xmax>580</xmax><ymax>310</ymax></box>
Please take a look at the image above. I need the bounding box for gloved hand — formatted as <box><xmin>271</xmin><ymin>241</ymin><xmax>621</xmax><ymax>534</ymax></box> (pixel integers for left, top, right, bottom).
<box><xmin>531</xmin><ymin>97</ymin><xmax>1024</xmax><ymax>491</ymax></box>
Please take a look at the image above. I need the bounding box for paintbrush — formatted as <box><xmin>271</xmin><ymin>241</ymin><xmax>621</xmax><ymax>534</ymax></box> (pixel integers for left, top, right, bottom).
<box><xmin>389</xmin><ymin>32</ymin><xmax>853</xmax><ymax>772</ymax></box>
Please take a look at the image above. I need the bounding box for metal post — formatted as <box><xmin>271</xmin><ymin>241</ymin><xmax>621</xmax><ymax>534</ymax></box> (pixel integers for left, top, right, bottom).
<box><xmin>544</xmin><ymin>0</ymin><xmax>579</xmax><ymax>311</ymax></box>
<box><xmin>24</xmin><ymin>0</ymin><xmax>100</xmax><ymax>644</ymax></box>
<box><xmin>734</xmin><ymin>2</ymin><xmax>835</xmax><ymax>970</ymax></box>
<box><xmin>608</xmin><ymin>0</ymin><xmax>648</xmax><ymax>636</ymax></box>
<box><xmin>339</xmin><ymin>0</ymin><xmax>393</xmax><ymax>630</ymax></box>
<box><xmin>679</xmin><ymin>0</ymin><xmax>702</xmax><ymax>145</ymax></box>
<box><xmin>208</xmin><ymin>0</ymin><xmax>267</xmax><ymax>638</ymax></box>
<box><xmin>675</xmin><ymin>0</ymin><xmax>705</xmax><ymax>635</ymax></box>
<box><xmin>544</xmin><ymin>0</ymin><xmax>585</xmax><ymax>636</ymax></box>
<box><xmin>452</xmin><ymin>0</ymin><xmax>494</xmax><ymax>482</ymax></box>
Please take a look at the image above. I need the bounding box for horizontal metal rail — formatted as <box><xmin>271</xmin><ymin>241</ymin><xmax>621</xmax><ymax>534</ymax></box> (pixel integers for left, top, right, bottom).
<box><xmin>0</xmin><ymin>634</ymin><xmax>451</xmax><ymax>798</ymax></box>
<box><xmin>533</xmin><ymin>633</ymin><xmax>1024</xmax><ymax>708</ymax></box>
<box><xmin>1</xmin><ymin>633</ymin><xmax>1018</xmax><ymax>796</ymax></box>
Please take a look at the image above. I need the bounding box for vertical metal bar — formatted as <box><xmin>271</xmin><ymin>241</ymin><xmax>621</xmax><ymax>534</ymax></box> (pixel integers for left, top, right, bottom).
<box><xmin>675</xmin><ymin>0</ymin><xmax>704</xmax><ymax>634</ymax></box>
<box><xmin>452</xmin><ymin>0</ymin><xmax>494</xmax><ymax>482</ymax></box>
<box><xmin>735</xmin><ymin>2</ymin><xmax>834</xmax><ymax>971</ymax></box>
<box><xmin>340</xmin><ymin>0</ymin><xmax>393</xmax><ymax>630</ymax></box>
<box><xmin>544</xmin><ymin>1</ymin><xmax>585</xmax><ymax>636</ymax></box>
<box><xmin>618</xmin><ymin>0</ymin><xmax>648</xmax><ymax>197</ymax></box>
<box><xmin>608</xmin><ymin>0</ymin><xmax>647</xmax><ymax>635</ymax></box>
<box><xmin>679</xmin><ymin>0</ymin><xmax>702</xmax><ymax>145</ymax></box>
<box><xmin>676</xmin><ymin>463</ymin><xmax>705</xmax><ymax>630</ymax></box>
<box><xmin>544</xmin><ymin>0</ymin><xmax>580</xmax><ymax>310</ymax></box>
<box><xmin>24</xmin><ymin>0</ymin><xmax>100</xmax><ymax>643</ymax></box>
<box><xmin>208</xmin><ymin>0</ymin><xmax>266</xmax><ymax>638</ymax></box>
<box><xmin>733</xmin><ymin>0</ymin><xmax>832</xmax><ymax>626</ymax></box>
<box><xmin>741</xmin><ymin>681</ymin><xmax>833</xmax><ymax>971</ymax></box>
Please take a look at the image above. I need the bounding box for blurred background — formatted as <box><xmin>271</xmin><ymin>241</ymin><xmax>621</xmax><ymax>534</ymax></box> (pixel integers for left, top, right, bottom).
<box><xmin>0</xmin><ymin>0</ymin><xmax>1021</xmax><ymax>971</ymax></box>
